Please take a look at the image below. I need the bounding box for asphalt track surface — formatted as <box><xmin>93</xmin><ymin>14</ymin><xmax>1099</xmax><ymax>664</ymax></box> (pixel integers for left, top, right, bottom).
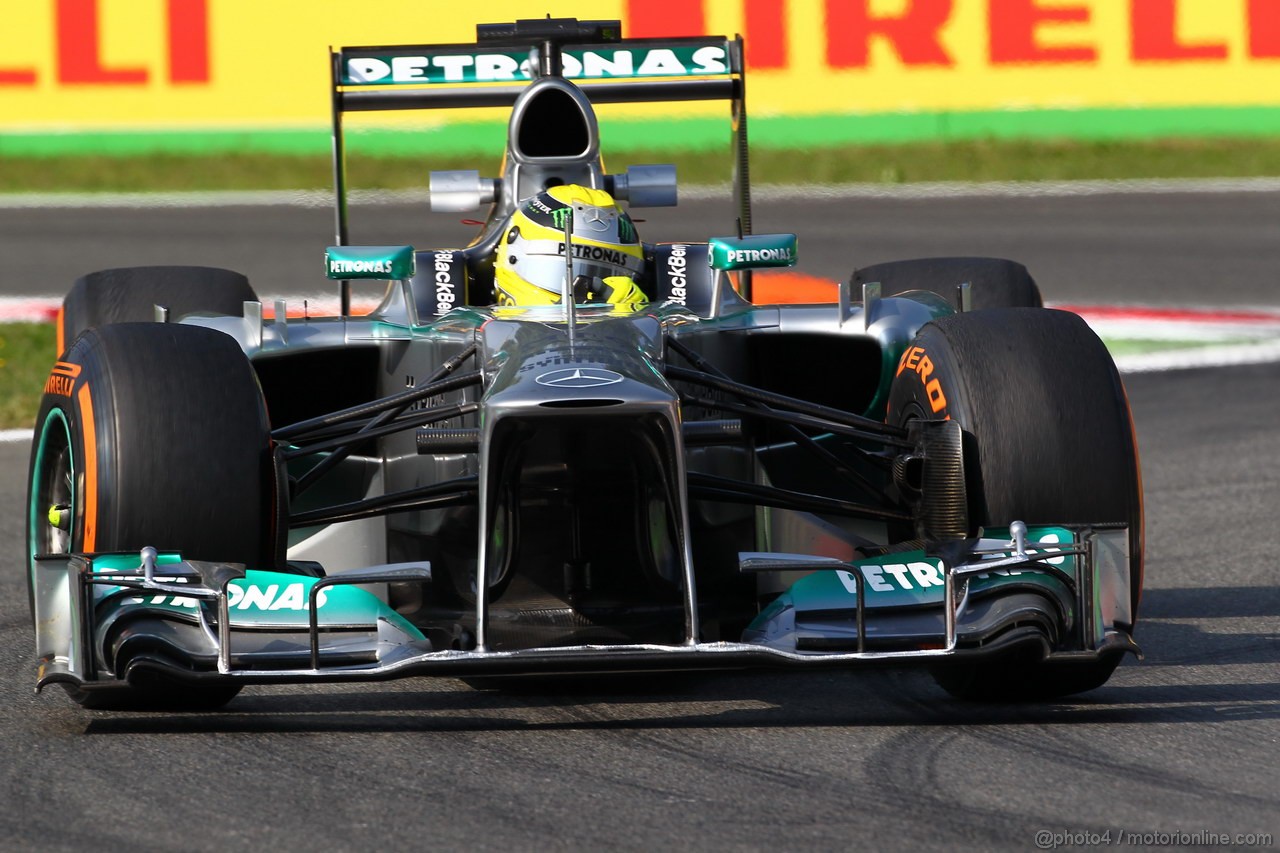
<box><xmin>2</xmin><ymin>189</ymin><xmax>1279</xmax><ymax>307</ymax></box>
<box><xmin>1</xmin><ymin>193</ymin><xmax>1277</xmax><ymax>851</ymax></box>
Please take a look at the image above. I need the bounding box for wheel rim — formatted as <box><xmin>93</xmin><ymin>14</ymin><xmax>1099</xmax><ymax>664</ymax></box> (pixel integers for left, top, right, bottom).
<box><xmin>30</xmin><ymin>409</ymin><xmax>74</xmax><ymax>570</ymax></box>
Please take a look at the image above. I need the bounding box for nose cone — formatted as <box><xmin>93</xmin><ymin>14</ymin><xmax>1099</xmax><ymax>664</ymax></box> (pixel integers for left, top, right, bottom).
<box><xmin>496</xmin><ymin>358</ymin><xmax>673</xmax><ymax>412</ymax></box>
<box><xmin>535</xmin><ymin>366</ymin><xmax>626</xmax><ymax>390</ymax></box>
<box><xmin>470</xmin><ymin>309</ymin><xmax>696</xmax><ymax>652</ymax></box>
<box><xmin>481</xmin><ymin>311</ymin><xmax>670</xmax><ymax>411</ymax></box>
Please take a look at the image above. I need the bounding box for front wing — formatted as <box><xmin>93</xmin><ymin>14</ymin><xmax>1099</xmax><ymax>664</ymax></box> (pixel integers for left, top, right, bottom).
<box><xmin>31</xmin><ymin>525</ymin><xmax>1137</xmax><ymax>696</ymax></box>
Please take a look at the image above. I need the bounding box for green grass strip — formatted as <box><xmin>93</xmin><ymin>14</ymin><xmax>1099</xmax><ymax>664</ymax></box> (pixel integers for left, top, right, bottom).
<box><xmin>1102</xmin><ymin>338</ymin><xmax>1250</xmax><ymax>356</ymax></box>
<box><xmin>7</xmin><ymin>105</ymin><xmax>1280</xmax><ymax>159</ymax></box>
<box><xmin>4</xmin><ymin>136</ymin><xmax>1280</xmax><ymax>193</ymax></box>
<box><xmin>0</xmin><ymin>323</ymin><xmax>54</xmax><ymax>430</ymax></box>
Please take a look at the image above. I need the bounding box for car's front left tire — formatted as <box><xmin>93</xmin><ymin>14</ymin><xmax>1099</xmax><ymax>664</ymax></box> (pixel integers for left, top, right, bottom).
<box><xmin>29</xmin><ymin>322</ymin><xmax>279</xmax><ymax>709</ymax></box>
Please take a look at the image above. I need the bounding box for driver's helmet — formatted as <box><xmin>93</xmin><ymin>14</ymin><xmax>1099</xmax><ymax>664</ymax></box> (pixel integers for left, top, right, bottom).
<box><xmin>495</xmin><ymin>185</ymin><xmax>647</xmax><ymax>309</ymax></box>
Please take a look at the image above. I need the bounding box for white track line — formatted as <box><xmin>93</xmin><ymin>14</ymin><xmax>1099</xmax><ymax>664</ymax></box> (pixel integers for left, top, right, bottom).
<box><xmin>0</xmin><ymin>189</ymin><xmax>409</xmax><ymax>210</ymax></box>
<box><xmin>741</xmin><ymin>177</ymin><xmax>1280</xmax><ymax>201</ymax></box>
<box><xmin>2</xmin><ymin>177</ymin><xmax>1280</xmax><ymax>209</ymax></box>
<box><xmin>0</xmin><ymin>428</ymin><xmax>31</xmax><ymax>443</ymax></box>
<box><xmin>1112</xmin><ymin>340</ymin><xmax>1280</xmax><ymax>373</ymax></box>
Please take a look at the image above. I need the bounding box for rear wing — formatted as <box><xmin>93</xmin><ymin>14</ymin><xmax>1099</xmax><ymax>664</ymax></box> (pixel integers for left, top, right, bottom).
<box><xmin>328</xmin><ymin>18</ymin><xmax>750</xmax><ymax>313</ymax></box>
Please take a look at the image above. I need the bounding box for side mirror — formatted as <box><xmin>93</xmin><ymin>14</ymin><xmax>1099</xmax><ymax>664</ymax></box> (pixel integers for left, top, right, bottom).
<box><xmin>429</xmin><ymin>170</ymin><xmax>500</xmax><ymax>212</ymax></box>
<box><xmin>607</xmin><ymin>164</ymin><xmax>677</xmax><ymax>208</ymax></box>
<box><xmin>325</xmin><ymin>245</ymin><xmax>416</xmax><ymax>280</ymax></box>
<box><xmin>708</xmin><ymin>234</ymin><xmax>798</xmax><ymax>271</ymax></box>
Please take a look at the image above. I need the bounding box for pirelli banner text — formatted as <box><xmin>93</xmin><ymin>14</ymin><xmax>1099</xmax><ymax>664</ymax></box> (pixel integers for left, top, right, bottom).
<box><xmin>3</xmin><ymin>0</ymin><xmax>1280</xmax><ymax>152</ymax></box>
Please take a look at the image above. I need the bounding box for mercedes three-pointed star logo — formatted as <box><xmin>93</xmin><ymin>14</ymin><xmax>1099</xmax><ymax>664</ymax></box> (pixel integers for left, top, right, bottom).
<box><xmin>535</xmin><ymin>367</ymin><xmax>625</xmax><ymax>388</ymax></box>
<box><xmin>577</xmin><ymin>206</ymin><xmax>611</xmax><ymax>232</ymax></box>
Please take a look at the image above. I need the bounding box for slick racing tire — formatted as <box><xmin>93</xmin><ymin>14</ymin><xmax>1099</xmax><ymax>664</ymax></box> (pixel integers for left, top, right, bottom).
<box><xmin>57</xmin><ymin>265</ymin><xmax>258</xmax><ymax>356</ymax></box>
<box><xmin>28</xmin><ymin>323</ymin><xmax>278</xmax><ymax>710</ymax></box>
<box><xmin>886</xmin><ymin>308</ymin><xmax>1142</xmax><ymax>702</ymax></box>
<box><xmin>852</xmin><ymin>257</ymin><xmax>1043</xmax><ymax>311</ymax></box>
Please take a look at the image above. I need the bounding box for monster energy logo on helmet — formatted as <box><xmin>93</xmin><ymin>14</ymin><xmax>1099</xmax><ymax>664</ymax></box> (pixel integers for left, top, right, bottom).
<box><xmin>522</xmin><ymin>189</ymin><xmax>638</xmax><ymax>243</ymax></box>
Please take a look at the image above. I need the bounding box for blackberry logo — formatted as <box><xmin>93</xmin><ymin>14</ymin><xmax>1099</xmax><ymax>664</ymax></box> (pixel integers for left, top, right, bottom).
<box><xmin>667</xmin><ymin>244</ymin><xmax>689</xmax><ymax>305</ymax></box>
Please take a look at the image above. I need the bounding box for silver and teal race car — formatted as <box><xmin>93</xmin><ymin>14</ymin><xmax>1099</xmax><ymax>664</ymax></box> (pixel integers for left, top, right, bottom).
<box><xmin>27</xmin><ymin>18</ymin><xmax>1142</xmax><ymax>710</ymax></box>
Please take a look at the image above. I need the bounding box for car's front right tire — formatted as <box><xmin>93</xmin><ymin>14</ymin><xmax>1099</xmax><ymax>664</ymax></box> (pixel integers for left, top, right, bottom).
<box><xmin>887</xmin><ymin>307</ymin><xmax>1142</xmax><ymax>701</ymax></box>
<box><xmin>852</xmin><ymin>256</ymin><xmax>1043</xmax><ymax>311</ymax></box>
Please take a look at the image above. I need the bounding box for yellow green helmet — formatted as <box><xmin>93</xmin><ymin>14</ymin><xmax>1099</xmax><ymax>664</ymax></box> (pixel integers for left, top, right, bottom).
<box><xmin>495</xmin><ymin>185</ymin><xmax>647</xmax><ymax>309</ymax></box>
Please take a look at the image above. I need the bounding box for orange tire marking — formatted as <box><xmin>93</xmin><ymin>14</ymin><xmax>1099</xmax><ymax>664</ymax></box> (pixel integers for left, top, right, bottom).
<box><xmin>50</xmin><ymin>361</ymin><xmax>81</xmax><ymax>378</ymax></box>
<box><xmin>76</xmin><ymin>383</ymin><xmax>98</xmax><ymax>553</ymax></box>
<box><xmin>56</xmin><ymin>306</ymin><xmax>65</xmax><ymax>355</ymax></box>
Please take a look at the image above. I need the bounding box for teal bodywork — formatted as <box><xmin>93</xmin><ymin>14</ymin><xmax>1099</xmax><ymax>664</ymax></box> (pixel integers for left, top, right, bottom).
<box><xmin>325</xmin><ymin>245</ymin><xmax>417</xmax><ymax>280</ymax></box>
<box><xmin>90</xmin><ymin>555</ymin><xmax>424</xmax><ymax>639</ymax></box>
<box><xmin>749</xmin><ymin>526</ymin><xmax>1077</xmax><ymax>633</ymax></box>
<box><xmin>708</xmin><ymin>234</ymin><xmax>798</xmax><ymax>271</ymax></box>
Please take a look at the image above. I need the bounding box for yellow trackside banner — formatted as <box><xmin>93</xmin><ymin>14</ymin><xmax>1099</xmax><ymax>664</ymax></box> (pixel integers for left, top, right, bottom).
<box><xmin>1</xmin><ymin>0</ymin><xmax>1279</xmax><ymax>134</ymax></box>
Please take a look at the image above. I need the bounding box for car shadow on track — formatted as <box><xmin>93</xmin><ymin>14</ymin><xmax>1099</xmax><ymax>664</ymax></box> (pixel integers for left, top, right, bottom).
<box><xmin>78</xmin><ymin>675</ymin><xmax>1280</xmax><ymax>736</ymax></box>
<box><xmin>1139</xmin><ymin>585</ymin><xmax>1280</xmax><ymax>620</ymax></box>
<box><xmin>1134</xmin><ymin>585</ymin><xmax>1280</xmax><ymax>668</ymax></box>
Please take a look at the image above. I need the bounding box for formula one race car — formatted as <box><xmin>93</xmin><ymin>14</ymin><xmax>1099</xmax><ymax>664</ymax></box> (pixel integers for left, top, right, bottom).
<box><xmin>27</xmin><ymin>18</ymin><xmax>1142</xmax><ymax>710</ymax></box>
